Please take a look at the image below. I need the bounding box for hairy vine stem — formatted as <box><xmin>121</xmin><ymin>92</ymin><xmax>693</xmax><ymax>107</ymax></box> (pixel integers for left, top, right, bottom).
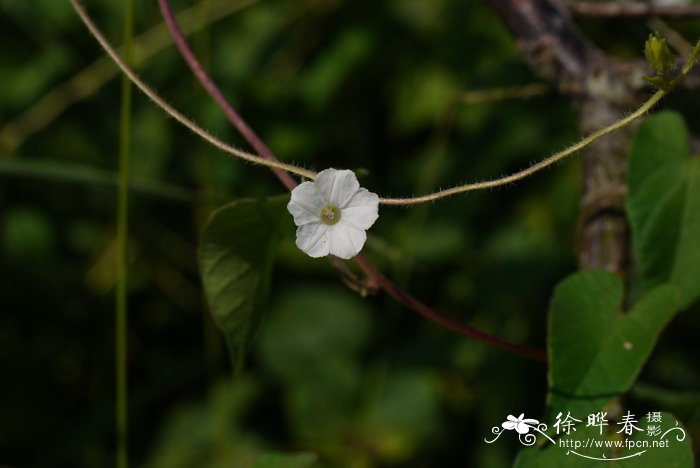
<box><xmin>0</xmin><ymin>0</ymin><xmax>261</xmax><ymax>154</ymax></box>
<box><xmin>69</xmin><ymin>0</ymin><xmax>698</xmax><ymax>361</ymax></box>
<box><xmin>69</xmin><ymin>0</ymin><xmax>316</xmax><ymax>180</ymax></box>
<box><xmin>378</xmin><ymin>90</ymin><xmax>666</xmax><ymax>205</ymax></box>
<box><xmin>379</xmin><ymin>39</ymin><xmax>700</xmax><ymax>205</ymax></box>
<box><xmin>71</xmin><ymin>0</ymin><xmax>700</xmax><ymax>207</ymax></box>
<box><xmin>156</xmin><ymin>0</ymin><xmax>299</xmax><ymax>191</ymax></box>
<box><xmin>152</xmin><ymin>0</ymin><xmax>547</xmax><ymax>361</ymax></box>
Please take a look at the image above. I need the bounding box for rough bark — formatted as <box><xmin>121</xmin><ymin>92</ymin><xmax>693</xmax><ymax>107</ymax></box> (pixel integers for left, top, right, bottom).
<box><xmin>488</xmin><ymin>0</ymin><xmax>648</xmax><ymax>278</ymax></box>
<box><xmin>489</xmin><ymin>0</ymin><xmax>590</xmax><ymax>92</ymax></box>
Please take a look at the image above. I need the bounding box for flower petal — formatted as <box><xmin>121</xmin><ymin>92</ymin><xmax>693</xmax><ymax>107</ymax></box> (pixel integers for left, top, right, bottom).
<box><xmin>315</xmin><ymin>168</ymin><xmax>360</xmax><ymax>206</ymax></box>
<box><xmin>502</xmin><ymin>422</ymin><xmax>517</xmax><ymax>430</ymax></box>
<box><xmin>328</xmin><ymin>223</ymin><xmax>367</xmax><ymax>259</ymax></box>
<box><xmin>515</xmin><ymin>423</ymin><xmax>531</xmax><ymax>434</ymax></box>
<box><xmin>340</xmin><ymin>188</ymin><xmax>379</xmax><ymax>229</ymax></box>
<box><xmin>288</xmin><ymin>181</ymin><xmax>323</xmax><ymax>226</ymax></box>
<box><xmin>295</xmin><ymin>222</ymin><xmax>331</xmax><ymax>258</ymax></box>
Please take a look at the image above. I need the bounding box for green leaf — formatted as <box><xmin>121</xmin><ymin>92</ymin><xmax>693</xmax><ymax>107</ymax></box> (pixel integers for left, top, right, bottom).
<box><xmin>516</xmin><ymin>412</ymin><xmax>693</xmax><ymax>468</ymax></box>
<box><xmin>547</xmin><ymin>270</ymin><xmax>680</xmax><ymax>418</ymax></box>
<box><xmin>627</xmin><ymin>112</ymin><xmax>700</xmax><ymax>309</ymax></box>
<box><xmin>252</xmin><ymin>452</ymin><xmax>318</xmax><ymax>468</ymax></box>
<box><xmin>669</xmin><ymin>157</ymin><xmax>700</xmax><ymax>307</ymax></box>
<box><xmin>199</xmin><ymin>196</ymin><xmax>289</xmax><ymax>370</ymax></box>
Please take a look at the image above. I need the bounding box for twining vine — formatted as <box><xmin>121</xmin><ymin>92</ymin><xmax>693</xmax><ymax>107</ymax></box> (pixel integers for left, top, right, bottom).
<box><xmin>69</xmin><ymin>0</ymin><xmax>699</xmax><ymax>363</ymax></box>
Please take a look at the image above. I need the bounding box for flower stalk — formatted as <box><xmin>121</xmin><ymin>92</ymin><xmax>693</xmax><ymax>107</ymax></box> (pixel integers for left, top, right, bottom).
<box><xmin>68</xmin><ymin>0</ymin><xmax>316</xmax><ymax>180</ymax></box>
<box><xmin>115</xmin><ymin>0</ymin><xmax>135</xmax><ymax>465</ymax></box>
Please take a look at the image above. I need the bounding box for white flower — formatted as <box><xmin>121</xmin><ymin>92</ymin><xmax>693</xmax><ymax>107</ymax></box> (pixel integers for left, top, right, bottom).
<box><xmin>287</xmin><ymin>168</ymin><xmax>379</xmax><ymax>259</ymax></box>
<box><xmin>502</xmin><ymin>414</ymin><xmax>539</xmax><ymax>434</ymax></box>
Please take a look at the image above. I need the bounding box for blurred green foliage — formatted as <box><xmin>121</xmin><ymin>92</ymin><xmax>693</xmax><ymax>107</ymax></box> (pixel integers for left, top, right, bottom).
<box><xmin>2</xmin><ymin>0</ymin><xmax>700</xmax><ymax>466</ymax></box>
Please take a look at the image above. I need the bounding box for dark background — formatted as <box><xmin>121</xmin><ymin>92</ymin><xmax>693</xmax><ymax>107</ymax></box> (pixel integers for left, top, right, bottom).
<box><xmin>1</xmin><ymin>0</ymin><xmax>699</xmax><ymax>466</ymax></box>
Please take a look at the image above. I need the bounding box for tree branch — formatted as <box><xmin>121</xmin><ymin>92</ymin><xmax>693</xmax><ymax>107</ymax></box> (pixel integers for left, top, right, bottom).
<box><xmin>489</xmin><ymin>0</ymin><xmax>639</xmax><ymax>278</ymax></box>
<box><xmin>488</xmin><ymin>0</ymin><xmax>592</xmax><ymax>92</ymax></box>
<box><xmin>571</xmin><ymin>1</ymin><xmax>700</xmax><ymax>18</ymax></box>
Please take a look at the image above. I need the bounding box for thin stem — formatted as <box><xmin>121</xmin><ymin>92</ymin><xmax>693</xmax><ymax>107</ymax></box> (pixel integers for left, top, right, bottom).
<box><xmin>69</xmin><ymin>0</ymin><xmax>316</xmax><ymax>180</ymax></box>
<box><xmin>0</xmin><ymin>0</ymin><xmax>260</xmax><ymax>155</ymax></box>
<box><xmin>0</xmin><ymin>158</ymin><xmax>200</xmax><ymax>203</ymax></box>
<box><xmin>116</xmin><ymin>0</ymin><xmax>135</xmax><ymax>465</ymax></box>
<box><xmin>379</xmin><ymin>39</ymin><xmax>700</xmax><ymax>205</ymax></box>
<box><xmin>459</xmin><ymin>83</ymin><xmax>549</xmax><ymax>105</ymax></box>
<box><xmin>678</xmin><ymin>40</ymin><xmax>700</xmax><ymax>77</ymax></box>
<box><xmin>378</xmin><ymin>90</ymin><xmax>664</xmax><ymax>205</ymax></box>
<box><xmin>71</xmin><ymin>0</ymin><xmax>700</xmax><ymax>208</ymax></box>
<box><xmin>353</xmin><ymin>256</ymin><xmax>547</xmax><ymax>361</ymax></box>
<box><xmin>156</xmin><ymin>0</ymin><xmax>546</xmax><ymax>362</ymax></box>
<box><xmin>74</xmin><ymin>0</ymin><xmax>697</xmax><ymax>361</ymax></box>
<box><xmin>379</xmin><ymin>36</ymin><xmax>700</xmax><ymax>206</ymax></box>
<box><xmin>157</xmin><ymin>0</ymin><xmax>298</xmax><ymax>191</ymax></box>
<box><xmin>571</xmin><ymin>1</ymin><xmax>700</xmax><ymax>18</ymax></box>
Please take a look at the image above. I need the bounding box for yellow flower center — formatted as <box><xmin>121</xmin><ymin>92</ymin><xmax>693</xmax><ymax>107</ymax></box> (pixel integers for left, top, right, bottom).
<box><xmin>320</xmin><ymin>205</ymin><xmax>341</xmax><ymax>225</ymax></box>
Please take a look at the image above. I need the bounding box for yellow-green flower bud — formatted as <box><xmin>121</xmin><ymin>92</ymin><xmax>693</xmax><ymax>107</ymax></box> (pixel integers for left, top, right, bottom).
<box><xmin>645</xmin><ymin>32</ymin><xmax>674</xmax><ymax>76</ymax></box>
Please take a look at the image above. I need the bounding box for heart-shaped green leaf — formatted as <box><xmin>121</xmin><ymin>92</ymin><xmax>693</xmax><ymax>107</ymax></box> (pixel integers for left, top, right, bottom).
<box><xmin>627</xmin><ymin>112</ymin><xmax>700</xmax><ymax>309</ymax></box>
<box><xmin>198</xmin><ymin>196</ymin><xmax>288</xmax><ymax>370</ymax></box>
<box><xmin>547</xmin><ymin>270</ymin><xmax>680</xmax><ymax>418</ymax></box>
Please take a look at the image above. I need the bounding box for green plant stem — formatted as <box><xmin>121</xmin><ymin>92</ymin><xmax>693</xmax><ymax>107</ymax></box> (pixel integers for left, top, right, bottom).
<box><xmin>378</xmin><ymin>93</ymin><xmax>652</xmax><ymax>205</ymax></box>
<box><xmin>0</xmin><ymin>158</ymin><xmax>201</xmax><ymax>203</ymax></box>
<box><xmin>69</xmin><ymin>0</ymin><xmax>315</xmax><ymax>180</ymax></box>
<box><xmin>0</xmin><ymin>0</ymin><xmax>260</xmax><ymax>155</ymax></box>
<box><xmin>116</xmin><ymin>0</ymin><xmax>135</xmax><ymax>466</ymax></box>
<box><xmin>158</xmin><ymin>0</ymin><xmax>299</xmax><ymax>191</ymax></box>
<box><xmin>379</xmin><ymin>39</ymin><xmax>700</xmax><ymax>205</ymax></box>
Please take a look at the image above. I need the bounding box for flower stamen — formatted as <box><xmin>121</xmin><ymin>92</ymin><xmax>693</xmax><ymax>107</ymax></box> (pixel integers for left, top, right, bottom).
<box><xmin>320</xmin><ymin>205</ymin><xmax>341</xmax><ymax>225</ymax></box>
<box><xmin>287</xmin><ymin>168</ymin><xmax>378</xmax><ymax>258</ymax></box>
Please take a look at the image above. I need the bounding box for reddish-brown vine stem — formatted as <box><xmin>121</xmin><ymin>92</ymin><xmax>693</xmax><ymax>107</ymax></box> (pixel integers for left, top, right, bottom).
<box><xmin>353</xmin><ymin>256</ymin><xmax>548</xmax><ymax>361</ymax></box>
<box><xmin>155</xmin><ymin>0</ymin><xmax>547</xmax><ymax>362</ymax></box>
<box><xmin>156</xmin><ymin>0</ymin><xmax>298</xmax><ymax>192</ymax></box>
